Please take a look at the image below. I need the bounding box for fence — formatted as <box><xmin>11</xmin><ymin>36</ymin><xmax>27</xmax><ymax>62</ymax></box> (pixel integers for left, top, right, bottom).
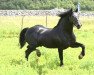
<box><xmin>0</xmin><ymin>10</ymin><xmax>94</xmax><ymax>30</ymax></box>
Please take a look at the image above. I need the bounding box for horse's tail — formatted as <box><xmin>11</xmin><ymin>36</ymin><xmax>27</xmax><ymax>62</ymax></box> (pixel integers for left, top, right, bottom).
<box><xmin>19</xmin><ymin>28</ymin><xmax>28</xmax><ymax>49</ymax></box>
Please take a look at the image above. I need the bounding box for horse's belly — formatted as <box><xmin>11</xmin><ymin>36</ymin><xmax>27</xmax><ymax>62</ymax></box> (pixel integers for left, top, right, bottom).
<box><xmin>43</xmin><ymin>43</ymin><xmax>59</xmax><ymax>48</ymax></box>
<box><xmin>38</xmin><ymin>38</ymin><xmax>68</xmax><ymax>48</ymax></box>
<box><xmin>42</xmin><ymin>43</ymin><xmax>69</xmax><ymax>49</ymax></box>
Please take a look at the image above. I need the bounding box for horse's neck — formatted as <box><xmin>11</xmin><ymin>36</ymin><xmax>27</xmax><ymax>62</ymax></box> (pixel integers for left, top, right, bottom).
<box><xmin>54</xmin><ymin>17</ymin><xmax>73</xmax><ymax>33</ymax></box>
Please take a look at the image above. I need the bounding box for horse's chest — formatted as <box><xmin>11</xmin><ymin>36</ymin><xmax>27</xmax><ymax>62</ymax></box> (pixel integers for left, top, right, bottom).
<box><xmin>60</xmin><ymin>33</ymin><xmax>76</xmax><ymax>46</ymax></box>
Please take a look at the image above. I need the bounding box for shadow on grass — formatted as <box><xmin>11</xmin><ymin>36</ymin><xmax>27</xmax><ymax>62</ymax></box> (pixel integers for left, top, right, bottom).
<box><xmin>10</xmin><ymin>59</ymin><xmax>25</xmax><ymax>66</ymax></box>
<box><xmin>29</xmin><ymin>57</ymin><xmax>59</xmax><ymax>75</ymax></box>
<box><xmin>30</xmin><ymin>61</ymin><xmax>47</xmax><ymax>75</ymax></box>
<box><xmin>37</xmin><ymin>65</ymin><xmax>47</xmax><ymax>75</ymax></box>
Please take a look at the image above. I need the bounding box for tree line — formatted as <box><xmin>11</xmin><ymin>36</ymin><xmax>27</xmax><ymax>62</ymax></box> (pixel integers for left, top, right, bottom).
<box><xmin>0</xmin><ymin>0</ymin><xmax>94</xmax><ymax>11</ymax></box>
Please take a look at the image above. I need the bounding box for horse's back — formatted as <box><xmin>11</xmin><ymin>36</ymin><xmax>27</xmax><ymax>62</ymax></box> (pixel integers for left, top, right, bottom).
<box><xmin>25</xmin><ymin>25</ymin><xmax>50</xmax><ymax>45</ymax></box>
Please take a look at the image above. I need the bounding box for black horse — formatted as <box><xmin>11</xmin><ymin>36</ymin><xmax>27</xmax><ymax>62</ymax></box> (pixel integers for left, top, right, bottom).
<box><xmin>19</xmin><ymin>8</ymin><xmax>85</xmax><ymax>66</ymax></box>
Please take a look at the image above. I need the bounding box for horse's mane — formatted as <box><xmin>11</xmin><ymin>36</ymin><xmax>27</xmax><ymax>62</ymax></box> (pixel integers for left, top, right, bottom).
<box><xmin>54</xmin><ymin>9</ymin><xmax>73</xmax><ymax>28</ymax></box>
<box><xmin>58</xmin><ymin>9</ymin><xmax>72</xmax><ymax>18</ymax></box>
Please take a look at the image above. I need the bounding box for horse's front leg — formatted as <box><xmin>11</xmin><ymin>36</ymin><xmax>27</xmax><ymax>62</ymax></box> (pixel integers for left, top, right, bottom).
<box><xmin>70</xmin><ymin>42</ymin><xmax>85</xmax><ymax>59</ymax></box>
<box><xmin>58</xmin><ymin>48</ymin><xmax>64</xmax><ymax>67</ymax></box>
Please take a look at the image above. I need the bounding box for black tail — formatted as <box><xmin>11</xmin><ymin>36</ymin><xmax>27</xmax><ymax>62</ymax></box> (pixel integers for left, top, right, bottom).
<box><xmin>19</xmin><ymin>28</ymin><xmax>28</xmax><ymax>48</ymax></box>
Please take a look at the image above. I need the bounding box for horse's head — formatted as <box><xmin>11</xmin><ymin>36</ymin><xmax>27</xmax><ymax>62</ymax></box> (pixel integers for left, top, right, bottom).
<box><xmin>57</xmin><ymin>8</ymin><xmax>82</xmax><ymax>29</ymax></box>
<box><xmin>69</xmin><ymin>8</ymin><xmax>82</xmax><ymax>29</ymax></box>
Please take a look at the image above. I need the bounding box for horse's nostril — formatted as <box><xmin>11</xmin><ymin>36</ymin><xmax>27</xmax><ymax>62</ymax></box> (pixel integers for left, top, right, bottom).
<box><xmin>77</xmin><ymin>25</ymin><xmax>81</xmax><ymax>29</ymax></box>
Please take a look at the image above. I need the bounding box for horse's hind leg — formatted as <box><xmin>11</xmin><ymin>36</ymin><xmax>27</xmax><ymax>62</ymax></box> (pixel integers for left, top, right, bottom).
<box><xmin>25</xmin><ymin>45</ymin><xmax>41</xmax><ymax>61</ymax></box>
<box><xmin>25</xmin><ymin>45</ymin><xmax>36</xmax><ymax>61</ymax></box>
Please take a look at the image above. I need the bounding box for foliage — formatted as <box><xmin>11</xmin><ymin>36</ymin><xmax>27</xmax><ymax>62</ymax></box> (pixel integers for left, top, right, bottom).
<box><xmin>0</xmin><ymin>16</ymin><xmax>94</xmax><ymax>75</ymax></box>
<box><xmin>0</xmin><ymin>0</ymin><xmax>94</xmax><ymax>11</ymax></box>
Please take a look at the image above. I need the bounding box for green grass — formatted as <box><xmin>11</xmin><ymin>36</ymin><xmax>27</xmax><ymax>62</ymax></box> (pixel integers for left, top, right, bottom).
<box><xmin>0</xmin><ymin>16</ymin><xmax>94</xmax><ymax>75</ymax></box>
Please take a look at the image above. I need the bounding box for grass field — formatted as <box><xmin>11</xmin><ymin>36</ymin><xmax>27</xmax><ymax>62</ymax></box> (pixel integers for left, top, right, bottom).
<box><xmin>0</xmin><ymin>16</ymin><xmax>94</xmax><ymax>75</ymax></box>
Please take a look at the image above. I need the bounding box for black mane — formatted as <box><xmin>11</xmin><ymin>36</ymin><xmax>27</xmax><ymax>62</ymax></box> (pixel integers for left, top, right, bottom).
<box><xmin>55</xmin><ymin>9</ymin><xmax>73</xmax><ymax>28</ymax></box>
<box><xmin>58</xmin><ymin>9</ymin><xmax>73</xmax><ymax>18</ymax></box>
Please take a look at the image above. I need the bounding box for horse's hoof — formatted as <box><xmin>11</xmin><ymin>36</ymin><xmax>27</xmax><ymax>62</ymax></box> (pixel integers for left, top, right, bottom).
<box><xmin>26</xmin><ymin>58</ymin><xmax>28</xmax><ymax>61</ymax></box>
<box><xmin>36</xmin><ymin>50</ymin><xmax>41</xmax><ymax>57</ymax></box>
<box><xmin>25</xmin><ymin>58</ymin><xmax>28</xmax><ymax>61</ymax></box>
<box><xmin>78</xmin><ymin>54</ymin><xmax>83</xmax><ymax>59</ymax></box>
<box><xmin>25</xmin><ymin>56</ymin><xmax>28</xmax><ymax>61</ymax></box>
<box><xmin>60</xmin><ymin>63</ymin><xmax>64</xmax><ymax>67</ymax></box>
<box><xmin>60</xmin><ymin>64</ymin><xmax>64</xmax><ymax>67</ymax></box>
<box><xmin>60</xmin><ymin>65</ymin><xmax>64</xmax><ymax>68</ymax></box>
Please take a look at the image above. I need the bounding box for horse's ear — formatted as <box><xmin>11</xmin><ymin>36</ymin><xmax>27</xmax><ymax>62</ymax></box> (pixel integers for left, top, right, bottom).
<box><xmin>69</xmin><ymin>8</ymin><xmax>73</xmax><ymax>16</ymax></box>
<box><xmin>75</xmin><ymin>8</ymin><xmax>78</xmax><ymax>12</ymax></box>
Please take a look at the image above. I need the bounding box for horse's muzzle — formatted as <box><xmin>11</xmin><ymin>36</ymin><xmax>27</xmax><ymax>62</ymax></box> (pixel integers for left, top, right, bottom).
<box><xmin>77</xmin><ymin>24</ymin><xmax>82</xmax><ymax>29</ymax></box>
